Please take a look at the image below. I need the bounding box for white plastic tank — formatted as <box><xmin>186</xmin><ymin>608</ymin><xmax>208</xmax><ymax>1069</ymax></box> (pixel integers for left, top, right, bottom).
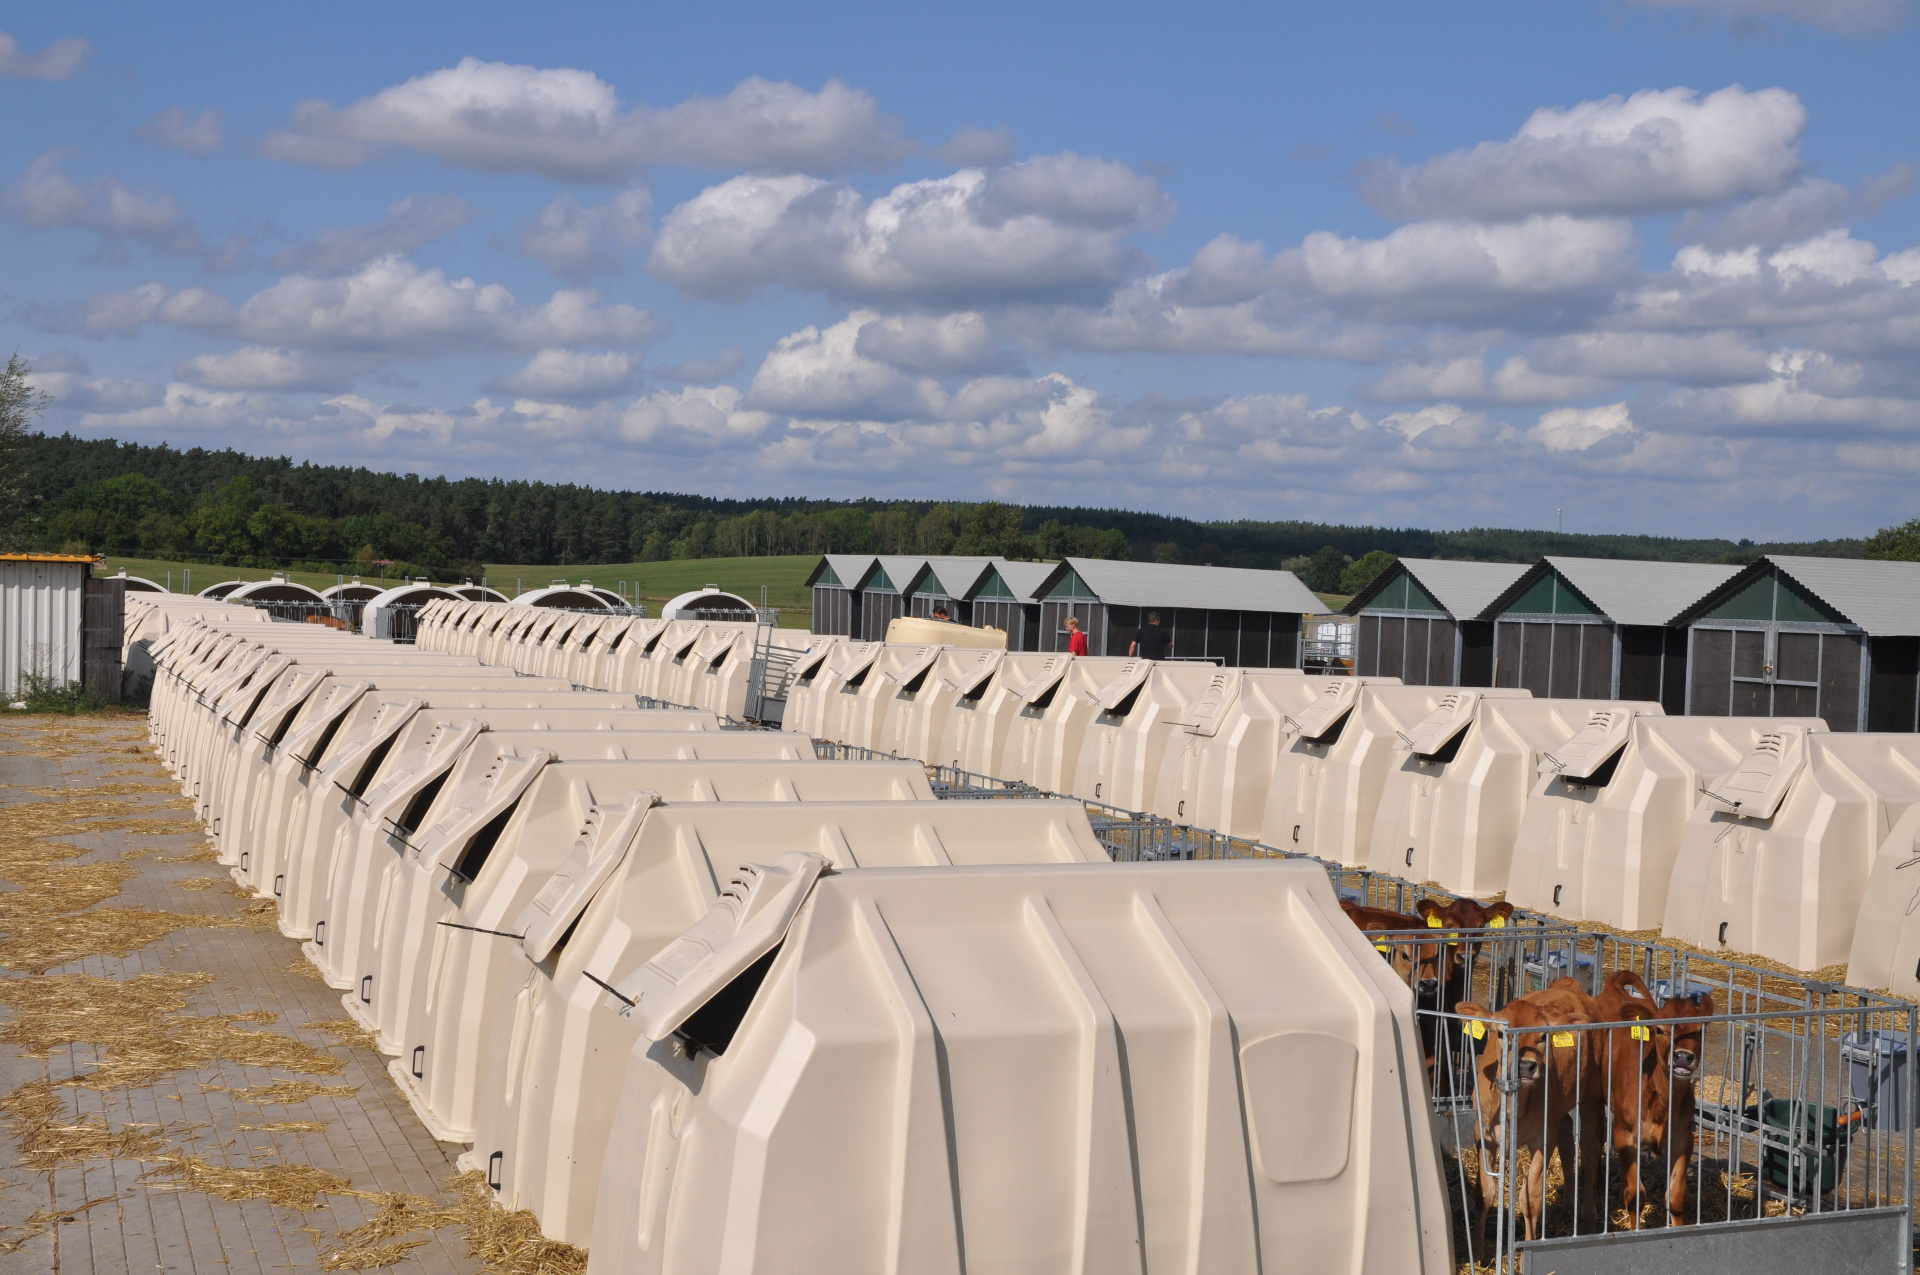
<box><xmin>1665</xmin><ymin>728</ymin><xmax>1920</xmax><ymax>971</ymax></box>
<box><xmin>313</xmin><ymin>727</ymin><xmax>817</xmax><ymax>998</ymax></box>
<box><xmin>585</xmin><ymin>858</ymin><xmax>1453</xmax><ymax>1275</ymax></box>
<box><xmin>386</xmin><ymin>758</ymin><xmax>936</xmax><ymax>1142</ymax></box>
<box><xmin>1071</xmin><ymin>660</ymin><xmax>1229</xmax><ymax>811</ymax></box>
<box><xmin>1368</xmin><ymin>695</ymin><xmax>1662</xmax><ymax>896</ymax></box>
<box><xmin>464</xmin><ymin>800</ymin><xmax>1116</xmax><ymax>1248</ymax></box>
<box><xmin>1509</xmin><ymin>716</ymin><xmax>1826</xmax><ymax>931</ymax></box>
<box><xmin>1257</xmin><ymin>683</ymin><xmax>1514</xmax><ymax>866</ymax></box>
<box><xmin>1002</xmin><ymin>656</ymin><xmax>1137</xmax><ymax>793</ymax></box>
<box><xmin>1848</xmin><ymin>802</ymin><xmax>1920</xmax><ymax>996</ymax></box>
<box><xmin>274</xmin><ymin>702</ymin><xmax>712</xmax><ymax>940</ymax></box>
<box><xmin>1149</xmin><ymin>668</ymin><xmax>1351</xmax><ymax>836</ymax></box>
<box><xmin>878</xmin><ymin>646</ymin><xmax>1005</xmax><ymax>765</ymax></box>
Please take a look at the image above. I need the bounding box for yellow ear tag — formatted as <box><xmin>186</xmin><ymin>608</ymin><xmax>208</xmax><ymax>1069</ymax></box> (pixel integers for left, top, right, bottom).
<box><xmin>1373</xmin><ymin>943</ymin><xmax>1391</xmax><ymax>955</ymax></box>
<box><xmin>1465</xmin><ymin>1021</ymin><xmax>1487</xmax><ymax>1040</ymax></box>
<box><xmin>1551</xmin><ymin>1031</ymin><xmax>1576</xmax><ymax>1049</ymax></box>
<box><xmin>1489</xmin><ymin>916</ymin><xmax>1507</xmax><ymax>929</ymax></box>
<box><xmin>1427</xmin><ymin>916</ymin><xmax>1443</xmax><ymax>929</ymax></box>
<box><xmin>1629</xmin><ymin>1025</ymin><xmax>1651</xmax><ymax>1041</ymax></box>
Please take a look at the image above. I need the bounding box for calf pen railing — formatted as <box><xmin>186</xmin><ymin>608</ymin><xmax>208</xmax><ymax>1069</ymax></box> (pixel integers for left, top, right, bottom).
<box><xmin>1366</xmin><ymin>926</ymin><xmax>1916</xmax><ymax>1270</ymax></box>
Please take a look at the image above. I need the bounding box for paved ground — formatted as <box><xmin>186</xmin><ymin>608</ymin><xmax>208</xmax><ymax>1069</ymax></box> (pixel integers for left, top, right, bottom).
<box><xmin>0</xmin><ymin>714</ymin><xmax>522</xmax><ymax>1275</ymax></box>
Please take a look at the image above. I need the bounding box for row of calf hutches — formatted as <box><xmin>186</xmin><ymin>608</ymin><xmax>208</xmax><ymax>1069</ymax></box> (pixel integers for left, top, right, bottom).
<box><xmin>146</xmin><ymin>596</ymin><xmax>1452</xmax><ymax>1273</ymax></box>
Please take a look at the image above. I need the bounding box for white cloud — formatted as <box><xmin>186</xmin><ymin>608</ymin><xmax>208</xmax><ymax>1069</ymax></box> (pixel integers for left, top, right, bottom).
<box><xmin>1</xmin><ymin>151</ymin><xmax>205</xmax><ymax>258</ymax></box>
<box><xmin>0</xmin><ymin>30</ymin><xmax>89</xmax><ymax>80</ymax></box>
<box><xmin>852</xmin><ymin>311</ymin><xmax>1020</xmax><ymax>373</ymax></box>
<box><xmin>272</xmin><ymin>194</ymin><xmax>473</xmax><ymax>274</ymax></box>
<box><xmin>39</xmin><ymin>282</ymin><xmax>233</xmax><ymax>338</ymax></box>
<box><xmin>133</xmin><ymin>108</ymin><xmax>225</xmax><ymax>156</ymax></box>
<box><xmin>175</xmin><ymin>347</ymin><xmax>357</xmax><ymax>392</ymax></box>
<box><xmin>747</xmin><ymin>312</ymin><xmax>937</xmax><ymax>418</ymax></box>
<box><xmin>487</xmin><ymin>349</ymin><xmax>644</xmax><ymax>401</ymax></box>
<box><xmin>76</xmin><ymin>256</ymin><xmax>666</xmax><ymax>356</ymax></box>
<box><xmin>653</xmin><ymin>349</ymin><xmax>746</xmax><ymax>382</ymax></box>
<box><xmin>617</xmin><ymin>385</ymin><xmax>776</xmax><ymax>446</ymax></box>
<box><xmin>1361</xmin><ymin>86</ymin><xmax>1806</xmax><ymax>220</ymax></box>
<box><xmin>75</xmin><ymin>383</ymin><xmax>292</xmax><ymax>434</ymax></box>
<box><xmin>1631</xmin><ymin>0</ymin><xmax>1909</xmax><ymax>34</ymax></box>
<box><xmin>1532</xmin><ymin>402</ymin><xmax>1636</xmax><ymax>450</ymax></box>
<box><xmin>934</xmin><ymin>126</ymin><xmax>1017</xmax><ymax>167</ymax></box>
<box><xmin>649</xmin><ymin>154</ymin><xmax>1170</xmax><ymax>304</ymax></box>
<box><xmin>263</xmin><ymin>60</ymin><xmax>911</xmax><ymax>181</ymax></box>
<box><xmin>1363</xmin><ymin>355</ymin><xmax>1607</xmax><ymax>404</ymax></box>
<box><xmin>1286</xmin><ymin>215</ymin><xmax>1636</xmax><ymax>314</ymax></box>
<box><xmin>515</xmin><ymin>188</ymin><xmax>652</xmax><ymax>279</ymax></box>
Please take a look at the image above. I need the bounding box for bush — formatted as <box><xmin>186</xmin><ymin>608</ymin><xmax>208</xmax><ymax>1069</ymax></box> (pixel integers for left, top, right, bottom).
<box><xmin>1339</xmin><ymin>549</ymin><xmax>1398</xmax><ymax>596</ymax></box>
<box><xmin>9</xmin><ymin>669</ymin><xmax>108</xmax><ymax>715</ymax></box>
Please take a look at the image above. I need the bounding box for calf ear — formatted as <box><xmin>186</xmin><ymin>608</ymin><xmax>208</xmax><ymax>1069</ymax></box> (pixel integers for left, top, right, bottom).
<box><xmin>1487</xmin><ymin>901</ymin><xmax>1516</xmax><ymax>923</ymax></box>
<box><xmin>1414</xmin><ymin>896</ymin><xmax>1445</xmax><ymax>922</ymax></box>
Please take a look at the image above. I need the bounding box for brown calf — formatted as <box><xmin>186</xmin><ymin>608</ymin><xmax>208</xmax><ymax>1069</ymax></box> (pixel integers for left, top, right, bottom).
<box><xmin>1458</xmin><ymin>982</ymin><xmax>1606</xmax><ymax>1245</ymax></box>
<box><xmin>1591</xmin><ymin>969</ymin><xmax>1712</xmax><ymax>1228</ymax></box>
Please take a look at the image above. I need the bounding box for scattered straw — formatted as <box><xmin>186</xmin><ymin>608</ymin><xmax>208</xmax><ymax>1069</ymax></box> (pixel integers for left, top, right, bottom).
<box><xmin>284</xmin><ymin>957</ymin><xmax>326</xmax><ymax>981</ymax></box>
<box><xmin>0</xmin><ymin>1082</ymin><xmax>171</xmax><ymax>1172</ymax></box>
<box><xmin>319</xmin><ymin>1174</ymin><xmax>589</xmax><ymax>1275</ymax></box>
<box><xmin>142</xmin><ymin>1154</ymin><xmax>352</xmax><ymax>1208</ymax></box>
<box><xmin>238</xmin><ymin>1121</ymin><xmax>325</xmax><ymax>1133</ymax></box>
<box><xmin>177</xmin><ymin>877</ymin><xmax>218</xmax><ymax>891</ymax></box>
<box><xmin>152</xmin><ymin>843</ymin><xmax>220</xmax><ymax>862</ymax></box>
<box><xmin>0</xmin><ymin>971</ymin><xmax>340</xmax><ymax>1090</ymax></box>
<box><xmin>318</xmin><ymin>1192</ymin><xmax>448</xmax><ymax>1270</ymax></box>
<box><xmin>310</xmin><ymin>1019</ymin><xmax>380</xmax><ymax>1051</ymax></box>
<box><xmin>0</xmin><ymin>1194</ymin><xmax>122</xmax><ymax>1255</ymax></box>
<box><xmin>214</xmin><ymin>1080</ymin><xmax>359</xmax><ymax>1105</ymax></box>
<box><xmin>0</xmin><ymin>906</ymin><xmax>242</xmax><ymax>973</ymax></box>
<box><xmin>444</xmin><ymin>1171</ymin><xmax>587</xmax><ymax>1275</ymax></box>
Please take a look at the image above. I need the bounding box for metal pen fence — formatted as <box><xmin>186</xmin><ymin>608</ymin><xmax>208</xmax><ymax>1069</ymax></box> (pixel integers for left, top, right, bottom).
<box><xmin>1356</xmin><ymin>923</ymin><xmax>1917</xmax><ymax>1269</ymax></box>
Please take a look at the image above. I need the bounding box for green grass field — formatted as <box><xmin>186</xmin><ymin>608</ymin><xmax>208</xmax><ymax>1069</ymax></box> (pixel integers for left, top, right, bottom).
<box><xmin>95</xmin><ymin>553</ymin><xmax>822</xmax><ymax>628</ymax></box>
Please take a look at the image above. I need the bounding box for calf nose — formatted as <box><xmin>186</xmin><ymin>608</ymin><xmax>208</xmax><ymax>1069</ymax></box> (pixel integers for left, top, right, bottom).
<box><xmin>1416</xmin><ymin>977</ymin><xmax>1440</xmax><ymax>1000</ymax></box>
<box><xmin>1517</xmin><ymin>1058</ymin><xmax>1539</xmax><ymax>1083</ymax></box>
<box><xmin>1671</xmin><ymin>1049</ymin><xmax>1697</xmax><ymax>1076</ymax></box>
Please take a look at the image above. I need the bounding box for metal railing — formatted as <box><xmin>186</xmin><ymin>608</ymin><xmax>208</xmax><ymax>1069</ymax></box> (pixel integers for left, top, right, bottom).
<box><xmin>230</xmin><ymin>598</ymin><xmax>362</xmax><ymax>630</ymax></box>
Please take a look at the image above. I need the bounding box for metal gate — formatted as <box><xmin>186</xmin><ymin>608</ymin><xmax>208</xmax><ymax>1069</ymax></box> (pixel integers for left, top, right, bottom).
<box><xmin>1688</xmin><ymin>625</ymin><xmax>1867</xmax><ymax>730</ymax></box>
<box><xmin>82</xmin><ymin>575</ymin><xmax>124</xmax><ymax>702</ymax></box>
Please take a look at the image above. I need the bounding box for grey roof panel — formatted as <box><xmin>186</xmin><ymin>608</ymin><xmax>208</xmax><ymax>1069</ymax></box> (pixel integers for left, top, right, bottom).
<box><xmin>1539</xmin><ymin>556</ymin><xmax>1741</xmax><ymax>626</ymax></box>
<box><xmin>991</xmin><ymin>561</ymin><xmax>1055</xmax><ymax>602</ymax></box>
<box><xmin>811</xmin><ymin>555</ymin><xmax>876</xmax><ymax>589</ymax></box>
<box><xmin>1056</xmin><ymin>558</ymin><xmax>1325</xmax><ymax>614</ymax></box>
<box><xmin>1766</xmin><ymin>555</ymin><xmax>1920</xmax><ymax>636</ymax></box>
<box><xmin>866</xmin><ymin>555</ymin><xmax>926</xmax><ymax>592</ymax></box>
<box><xmin>917</xmin><ymin>556</ymin><xmax>999</xmax><ymax>598</ymax></box>
<box><xmin>1394</xmin><ymin>560</ymin><xmax>1532</xmax><ymax>618</ymax></box>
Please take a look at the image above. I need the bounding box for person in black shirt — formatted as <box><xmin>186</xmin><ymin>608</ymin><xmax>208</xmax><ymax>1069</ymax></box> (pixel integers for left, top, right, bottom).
<box><xmin>1130</xmin><ymin>611</ymin><xmax>1170</xmax><ymax>659</ymax></box>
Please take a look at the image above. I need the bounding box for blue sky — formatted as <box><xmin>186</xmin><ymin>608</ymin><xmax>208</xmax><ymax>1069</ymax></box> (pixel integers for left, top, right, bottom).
<box><xmin>5</xmin><ymin>0</ymin><xmax>1920</xmax><ymax>539</ymax></box>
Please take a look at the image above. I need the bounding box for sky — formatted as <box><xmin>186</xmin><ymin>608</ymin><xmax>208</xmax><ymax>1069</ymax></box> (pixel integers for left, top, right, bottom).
<box><xmin>4</xmin><ymin>0</ymin><xmax>1920</xmax><ymax>541</ymax></box>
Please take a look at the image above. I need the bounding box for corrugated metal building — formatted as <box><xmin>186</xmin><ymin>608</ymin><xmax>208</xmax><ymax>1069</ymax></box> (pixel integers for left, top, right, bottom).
<box><xmin>901</xmin><ymin>557</ymin><xmax>997</xmax><ymax>622</ymax></box>
<box><xmin>1483</xmin><ymin>556</ymin><xmax>1738</xmax><ymax>710</ymax></box>
<box><xmin>1028</xmin><ymin>558</ymin><xmax>1323</xmax><ymax>666</ymax></box>
<box><xmin>1</xmin><ymin>554</ymin><xmax>118</xmax><ymax>699</ymax></box>
<box><xmin>966</xmin><ymin>560</ymin><xmax>1051</xmax><ymax>648</ymax></box>
<box><xmin>1672</xmin><ymin>555</ymin><xmax>1920</xmax><ymax>732</ymax></box>
<box><xmin>806</xmin><ymin>554</ymin><xmax>877</xmax><ymax>637</ymax></box>
<box><xmin>1344</xmin><ymin>559</ymin><xmax>1528</xmax><ymax>686</ymax></box>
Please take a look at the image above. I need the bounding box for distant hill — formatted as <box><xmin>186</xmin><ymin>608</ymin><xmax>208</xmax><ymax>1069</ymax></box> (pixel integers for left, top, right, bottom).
<box><xmin>19</xmin><ymin>431</ymin><xmax>1871</xmax><ymax>577</ymax></box>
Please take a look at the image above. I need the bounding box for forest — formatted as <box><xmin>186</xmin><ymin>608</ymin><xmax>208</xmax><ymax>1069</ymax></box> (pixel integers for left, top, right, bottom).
<box><xmin>6</xmin><ymin>430</ymin><xmax>1900</xmax><ymax>587</ymax></box>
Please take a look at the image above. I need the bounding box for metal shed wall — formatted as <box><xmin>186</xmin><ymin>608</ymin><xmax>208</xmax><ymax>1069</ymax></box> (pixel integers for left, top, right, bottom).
<box><xmin>1</xmin><ymin>559</ymin><xmax>87</xmax><ymax>695</ymax></box>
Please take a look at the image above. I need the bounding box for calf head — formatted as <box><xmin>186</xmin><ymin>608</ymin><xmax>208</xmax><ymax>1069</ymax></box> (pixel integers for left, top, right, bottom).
<box><xmin>1656</xmin><ymin>991</ymin><xmax>1712</xmax><ymax>1081</ymax></box>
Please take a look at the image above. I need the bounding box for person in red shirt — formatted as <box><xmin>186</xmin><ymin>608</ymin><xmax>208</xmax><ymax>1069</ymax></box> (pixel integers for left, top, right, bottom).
<box><xmin>1065</xmin><ymin>614</ymin><xmax>1089</xmax><ymax>656</ymax></box>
